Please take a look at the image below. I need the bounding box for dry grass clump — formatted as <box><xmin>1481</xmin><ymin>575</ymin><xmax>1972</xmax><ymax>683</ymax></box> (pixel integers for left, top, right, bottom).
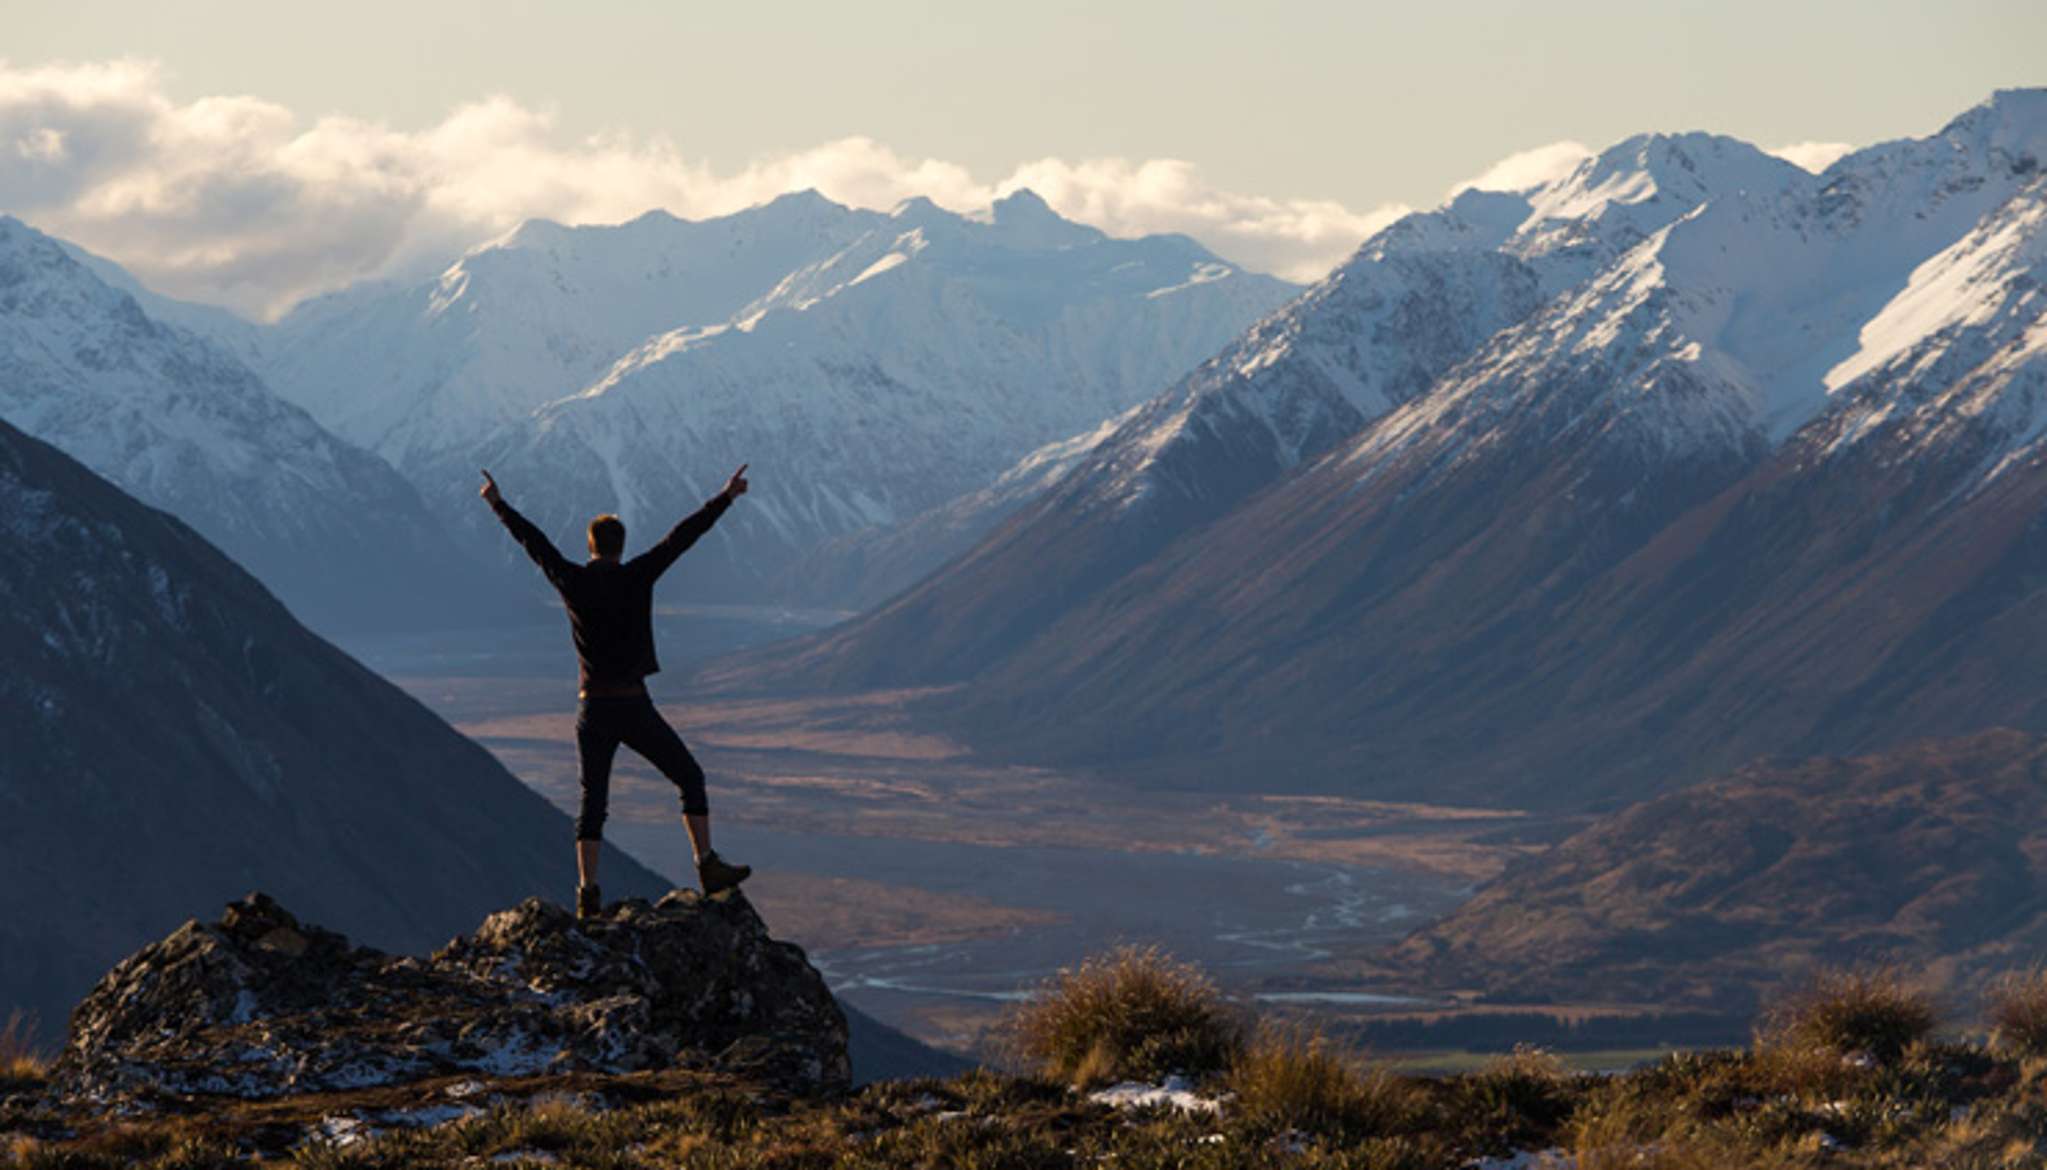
<box><xmin>1003</xmin><ymin>944</ymin><xmax>1242</xmax><ymax>1087</ymax></box>
<box><xmin>0</xmin><ymin>1011</ymin><xmax>48</xmax><ymax>1090</ymax></box>
<box><xmin>1226</xmin><ymin>1022</ymin><xmax>1421</xmax><ymax>1137</ymax></box>
<box><xmin>1758</xmin><ymin>968</ymin><xmax>1939</xmax><ymax>1065</ymax></box>
<box><xmin>1985</xmin><ymin>966</ymin><xmax>2047</xmax><ymax>1058</ymax></box>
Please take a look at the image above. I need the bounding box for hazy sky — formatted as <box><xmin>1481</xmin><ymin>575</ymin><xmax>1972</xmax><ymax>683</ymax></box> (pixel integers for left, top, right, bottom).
<box><xmin>6</xmin><ymin>0</ymin><xmax>2043</xmax><ymax>314</ymax></box>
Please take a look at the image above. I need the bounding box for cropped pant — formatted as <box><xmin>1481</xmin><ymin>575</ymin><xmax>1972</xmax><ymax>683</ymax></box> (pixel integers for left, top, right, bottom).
<box><xmin>574</xmin><ymin>693</ymin><xmax>708</xmax><ymax>839</ymax></box>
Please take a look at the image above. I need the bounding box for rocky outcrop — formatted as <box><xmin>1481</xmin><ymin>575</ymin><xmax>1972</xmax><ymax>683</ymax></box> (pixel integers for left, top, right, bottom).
<box><xmin>53</xmin><ymin>891</ymin><xmax>849</xmax><ymax>1108</ymax></box>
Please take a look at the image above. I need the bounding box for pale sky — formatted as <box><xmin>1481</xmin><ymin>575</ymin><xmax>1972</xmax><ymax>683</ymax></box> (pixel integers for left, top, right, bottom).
<box><xmin>6</xmin><ymin>0</ymin><xmax>2043</xmax><ymax>315</ymax></box>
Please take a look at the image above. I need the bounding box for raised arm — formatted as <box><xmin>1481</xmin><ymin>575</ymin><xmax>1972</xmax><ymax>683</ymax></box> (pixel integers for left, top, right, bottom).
<box><xmin>633</xmin><ymin>464</ymin><xmax>749</xmax><ymax>581</ymax></box>
<box><xmin>480</xmin><ymin>469</ymin><xmax>573</xmax><ymax>589</ymax></box>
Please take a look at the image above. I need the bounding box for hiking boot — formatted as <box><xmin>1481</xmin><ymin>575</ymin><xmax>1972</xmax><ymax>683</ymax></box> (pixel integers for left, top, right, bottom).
<box><xmin>697</xmin><ymin>850</ymin><xmax>751</xmax><ymax>895</ymax></box>
<box><xmin>576</xmin><ymin>883</ymin><xmax>603</xmax><ymax>921</ymax></box>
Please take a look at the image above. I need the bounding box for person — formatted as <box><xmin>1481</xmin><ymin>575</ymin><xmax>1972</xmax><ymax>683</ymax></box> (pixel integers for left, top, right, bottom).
<box><xmin>480</xmin><ymin>464</ymin><xmax>754</xmax><ymax>919</ymax></box>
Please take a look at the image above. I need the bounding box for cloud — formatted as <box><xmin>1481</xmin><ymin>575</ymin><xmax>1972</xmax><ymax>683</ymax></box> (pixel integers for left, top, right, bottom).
<box><xmin>1768</xmin><ymin>141</ymin><xmax>1857</xmax><ymax>174</ymax></box>
<box><xmin>1448</xmin><ymin>140</ymin><xmax>1593</xmax><ymax>197</ymax></box>
<box><xmin>0</xmin><ymin>59</ymin><xmax>1400</xmax><ymax>316</ymax></box>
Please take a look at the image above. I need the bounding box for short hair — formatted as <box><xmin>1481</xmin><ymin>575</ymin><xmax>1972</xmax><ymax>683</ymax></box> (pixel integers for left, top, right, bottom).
<box><xmin>588</xmin><ymin>514</ymin><xmax>625</xmax><ymax>559</ymax></box>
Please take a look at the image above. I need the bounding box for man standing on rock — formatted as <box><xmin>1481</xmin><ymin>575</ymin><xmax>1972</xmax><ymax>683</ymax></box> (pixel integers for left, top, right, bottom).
<box><xmin>481</xmin><ymin>465</ymin><xmax>753</xmax><ymax>918</ymax></box>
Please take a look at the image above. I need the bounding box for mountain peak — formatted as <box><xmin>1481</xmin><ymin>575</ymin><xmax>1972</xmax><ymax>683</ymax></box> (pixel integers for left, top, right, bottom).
<box><xmin>759</xmin><ymin>187</ymin><xmax>845</xmax><ymax>217</ymax></box>
<box><xmin>888</xmin><ymin>194</ymin><xmax>953</xmax><ymax>223</ymax></box>
<box><xmin>992</xmin><ymin>187</ymin><xmax>1057</xmax><ymax>222</ymax></box>
<box><xmin>987</xmin><ymin>187</ymin><xmax>1099</xmax><ymax>248</ymax></box>
<box><xmin>1938</xmin><ymin>87</ymin><xmax>2047</xmax><ymax>168</ymax></box>
<box><xmin>493</xmin><ymin>216</ymin><xmax>574</xmax><ymax>252</ymax></box>
<box><xmin>1521</xmin><ymin>129</ymin><xmax>1806</xmax><ymax>233</ymax></box>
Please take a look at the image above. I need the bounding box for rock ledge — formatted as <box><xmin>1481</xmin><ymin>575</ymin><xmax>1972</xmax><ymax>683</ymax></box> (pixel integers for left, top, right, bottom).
<box><xmin>53</xmin><ymin>891</ymin><xmax>849</xmax><ymax>1107</ymax></box>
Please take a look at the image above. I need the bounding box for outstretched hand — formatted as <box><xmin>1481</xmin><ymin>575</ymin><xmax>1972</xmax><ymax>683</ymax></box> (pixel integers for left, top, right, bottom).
<box><xmin>479</xmin><ymin>469</ymin><xmax>502</xmax><ymax>506</ymax></box>
<box><xmin>721</xmin><ymin>463</ymin><xmax>750</xmax><ymax>501</ymax></box>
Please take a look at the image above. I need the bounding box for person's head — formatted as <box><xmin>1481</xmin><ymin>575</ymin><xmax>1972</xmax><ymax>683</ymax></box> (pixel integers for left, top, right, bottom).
<box><xmin>588</xmin><ymin>514</ymin><xmax>625</xmax><ymax>560</ymax></box>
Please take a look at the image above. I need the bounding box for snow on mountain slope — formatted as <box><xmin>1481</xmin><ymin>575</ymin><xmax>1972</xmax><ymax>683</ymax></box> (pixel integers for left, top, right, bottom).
<box><xmin>1344</xmin><ymin>97</ymin><xmax>2047</xmax><ymax>494</ymax></box>
<box><xmin>445</xmin><ymin>190</ymin><xmax>1296</xmax><ymax>598</ymax></box>
<box><xmin>0</xmin><ymin>217</ymin><xmax>505</xmax><ymax>634</ymax></box>
<box><xmin>1008</xmin><ymin>134</ymin><xmax>1811</xmax><ymax>540</ymax></box>
<box><xmin>1814</xmin><ymin>173</ymin><xmax>2047</xmax><ymax>483</ymax></box>
<box><xmin>256</xmin><ymin>191</ymin><xmax>885</xmax><ymax>471</ymax></box>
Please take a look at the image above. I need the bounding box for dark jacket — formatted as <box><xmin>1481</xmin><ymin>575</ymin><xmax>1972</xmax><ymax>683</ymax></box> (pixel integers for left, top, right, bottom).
<box><xmin>489</xmin><ymin>494</ymin><xmax>732</xmax><ymax>692</ymax></box>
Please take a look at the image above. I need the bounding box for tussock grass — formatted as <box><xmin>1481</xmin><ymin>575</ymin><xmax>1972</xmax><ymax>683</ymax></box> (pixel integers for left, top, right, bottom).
<box><xmin>31</xmin><ymin>951</ymin><xmax>2047</xmax><ymax>1169</ymax></box>
<box><xmin>1757</xmin><ymin>968</ymin><xmax>1939</xmax><ymax>1065</ymax></box>
<box><xmin>1446</xmin><ymin>1044</ymin><xmax>1581</xmax><ymax>1155</ymax></box>
<box><xmin>1003</xmin><ymin>944</ymin><xmax>1243</xmax><ymax>1086</ymax></box>
<box><xmin>1986</xmin><ymin>966</ymin><xmax>2047</xmax><ymax>1058</ymax></box>
<box><xmin>0</xmin><ymin>1011</ymin><xmax>47</xmax><ymax>1091</ymax></box>
<box><xmin>1226</xmin><ymin>1022</ymin><xmax>1421</xmax><ymax>1138</ymax></box>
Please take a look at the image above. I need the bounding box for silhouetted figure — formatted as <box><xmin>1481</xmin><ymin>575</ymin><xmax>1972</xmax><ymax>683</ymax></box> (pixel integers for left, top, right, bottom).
<box><xmin>482</xmin><ymin>464</ymin><xmax>753</xmax><ymax>919</ymax></box>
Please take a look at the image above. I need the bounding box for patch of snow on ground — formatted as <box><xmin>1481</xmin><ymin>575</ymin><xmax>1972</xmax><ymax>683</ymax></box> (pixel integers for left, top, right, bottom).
<box><xmin>1087</xmin><ymin>1075</ymin><xmax>1226</xmax><ymax>1115</ymax></box>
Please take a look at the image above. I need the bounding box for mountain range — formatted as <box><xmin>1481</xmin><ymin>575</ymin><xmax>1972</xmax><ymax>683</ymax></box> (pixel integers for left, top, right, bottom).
<box><xmin>708</xmin><ymin>89</ymin><xmax>2047</xmax><ymax>810</ymax></box>
<box><xmin>174</xmin><ymin>190</ymin><xmax>1298</xmax><ymax>602</ymax></box>
<box><xmin>0</xmin><ymin>217</ymin><xmax>506</xmax><ymax>635</ymax></box>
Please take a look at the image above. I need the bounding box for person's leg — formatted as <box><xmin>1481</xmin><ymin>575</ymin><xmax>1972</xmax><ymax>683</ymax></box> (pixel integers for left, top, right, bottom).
<box><xmin>574</xmin><ymin>702</ymin><xmax>623</xmax><ymax>904</ymax></box>
<box><xmin>619</xmin><ymin>697</ymin><xmax>748</xmax><ymax>890</ymax></box>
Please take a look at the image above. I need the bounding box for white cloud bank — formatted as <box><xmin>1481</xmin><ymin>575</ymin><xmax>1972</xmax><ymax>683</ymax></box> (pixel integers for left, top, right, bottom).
<box><xmin>1767</xmin><ymin>140</ymin><xmax>1858</xmax><ymax>173</ymax></box>
<box><xmin>0</xmin><ymin>59</ymin><xmax>1407</xmax><ymax>317</ymax></box>
<box><xmin>1447</xmin><ymin>139</ymin><xmax>1594</xmax><ymax>197</ymax></box>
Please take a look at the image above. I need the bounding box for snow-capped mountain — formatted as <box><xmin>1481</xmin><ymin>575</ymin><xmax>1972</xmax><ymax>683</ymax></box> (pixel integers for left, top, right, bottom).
<box><xmin>0</xmin><ymin>218</ymin><xmax>506</xmax><ymax>634</ymax></box>
<box><xmin>714</xmin><ymin>90</ymin><xmax>2047</xmax><ymax>809</ymax></box>
<box><xmin>255</xmin><ymin>191</ymin><xmax>888</xmax><ymax>472</ymax></box>
<box><xmin>247</xmin><ymin>189</ymin><xmax>1295</xmax><ymax>599</ymax></box>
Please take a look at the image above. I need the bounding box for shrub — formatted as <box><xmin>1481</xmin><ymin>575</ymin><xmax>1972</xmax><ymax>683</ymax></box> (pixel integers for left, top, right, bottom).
<box><xmin>1226</xmin><ymin>1021</ymin><xmax>1420</xmax><ymax>1137</ymax></box>
<box><xmin>1986</xmin><ymin>966</ymin><xmax>2047</xmax><ymax>1058</ymax></box>
<box><xmin>1757</xmin><ymin>968</ymin><xmax>1939</xmax><ymax>1064</ymax></box>
<box><xmin>1003</xmin><ymin>945</ymin><xmax>1242</xmax><ymax>1086</ymax></box>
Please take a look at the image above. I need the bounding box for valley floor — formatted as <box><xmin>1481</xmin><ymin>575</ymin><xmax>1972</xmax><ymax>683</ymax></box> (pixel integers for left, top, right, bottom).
<box><xmin>344</xmin><ymin>613</ymin><xmax>1574</xmax><ymax>1063</ymax></box>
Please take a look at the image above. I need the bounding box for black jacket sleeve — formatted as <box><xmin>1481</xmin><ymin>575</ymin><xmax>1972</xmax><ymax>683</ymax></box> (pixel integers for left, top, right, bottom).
<box><xmin>489</xmin><ymin>497</ymin><xmax>575</xmax><ymax>590</ymax></box>
<box><xmin>630</xmin><ymin>493</ymin><xmax>733</xmax><ymax>581</ymax></box>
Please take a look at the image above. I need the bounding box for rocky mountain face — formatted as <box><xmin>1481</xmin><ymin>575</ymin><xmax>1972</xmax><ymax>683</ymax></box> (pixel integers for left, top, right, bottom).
<box><xmin>1380</xmin><ymin>729</ymin><xmax>2047</xmax><ymax>1011</ymax></box>
<box><xmin>0</xmin><ymin>218</ymin><xmax>507</xmax><ymax>635</ymax></box>
<box><xmin>711</xmin><ymin>91</ymin><xmax>2047</xmax><ymax>809</ymax></box>
<box><xmin>220</xmin><ymin>190</ymin><xmax>1296</xmax><ymax>603</ymax></box>
<box><xmin>55</xmin><ymin>892</ymin><xmax>849</xmax><ymax>1108</ymax></box>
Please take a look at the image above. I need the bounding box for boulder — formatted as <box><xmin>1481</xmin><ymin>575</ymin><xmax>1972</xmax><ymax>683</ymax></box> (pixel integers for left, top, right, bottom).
<box><xmin>53</xmin><ymin>890</ymin><xmax>849</xmax><ymax>1107</ymax></box>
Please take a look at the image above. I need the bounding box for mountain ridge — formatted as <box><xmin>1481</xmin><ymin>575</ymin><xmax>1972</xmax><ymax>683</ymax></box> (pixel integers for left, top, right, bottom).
<box><xmin>702</xmin><ymin>90</ymin><xmax>2047</xmax><ymax>811</ymax></box>
<box><xmin>0</xmin><ymin>217</ymin><xmax>510</xmax><ymax>635</ymax></box>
